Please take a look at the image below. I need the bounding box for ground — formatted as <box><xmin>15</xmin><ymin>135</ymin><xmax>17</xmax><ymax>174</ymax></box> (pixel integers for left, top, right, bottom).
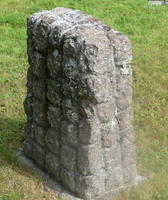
<box><xmin>0</xmin><ymin>0</ymin><xmax>168</xmax><ymax>199</ymax></box>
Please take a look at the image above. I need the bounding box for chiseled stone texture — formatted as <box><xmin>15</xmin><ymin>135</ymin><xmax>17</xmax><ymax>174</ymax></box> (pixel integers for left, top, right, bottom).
<box><xmin>23</xmin><ymin>7</ymin><xmax>138</xmax><ymax>200</ymax></box>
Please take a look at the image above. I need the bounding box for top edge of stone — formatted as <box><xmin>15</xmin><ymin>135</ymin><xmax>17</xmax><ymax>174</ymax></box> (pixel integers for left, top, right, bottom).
<box><xmin>28</xmin><ymin>7</ymin><xmax>123</xmax><ymax>35</ymax></box>
<box><xmin>27</xmin><ymin>7</ymin><xmax>132</xmax><ymax>64</ymax></box>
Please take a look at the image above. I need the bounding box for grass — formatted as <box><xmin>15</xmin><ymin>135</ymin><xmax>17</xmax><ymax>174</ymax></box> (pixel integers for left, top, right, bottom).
<box><xmin>0</xmin><ymin>0</ymin><xmax>168</xmax><ymax>199</ymax></box>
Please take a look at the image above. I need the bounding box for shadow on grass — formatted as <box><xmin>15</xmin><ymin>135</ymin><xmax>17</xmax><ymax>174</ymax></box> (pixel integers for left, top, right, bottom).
<box><xmin>0</xmin><ymin>116</ymin><xmax>38</xmax><ymax>178</ymax></box>
<box><xmin>0</xmin><ymin>116</ymin><xmax>61</xmax><ymax>189</ymax></box>
<box><xmin>0</xmin><ymin>116</ymin><xmax>25</xmax><ymax>154</ymax></box>
<box><xmin>0</xmin><ymin>116</ymin><xmax>82</xmax><ymax>199</ymax></box>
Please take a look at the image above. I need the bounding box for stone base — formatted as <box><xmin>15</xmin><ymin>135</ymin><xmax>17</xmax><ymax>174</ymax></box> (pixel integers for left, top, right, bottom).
<box><xmin>14</xmin><ymin>149</ymin><xmax>145</xmax><ymax>200</ymax></box>
<box><xmin>15</xmin><ymin>149</ymin><xmax>82</xmax><ymax>200</ymax></box>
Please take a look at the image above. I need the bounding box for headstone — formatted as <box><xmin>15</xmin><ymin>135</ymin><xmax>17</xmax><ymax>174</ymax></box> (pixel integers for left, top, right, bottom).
<box><xmin>23</xmin><ymin>7</ymin><xmax>139</xmax><ymax>200</ymax></box>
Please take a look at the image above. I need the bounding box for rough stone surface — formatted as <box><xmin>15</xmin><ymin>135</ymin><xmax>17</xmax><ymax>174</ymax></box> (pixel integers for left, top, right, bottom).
<box><xmin>23</xmin><ymin>7</ymin><xmax>139</xmax><ymax>200</ymax></box>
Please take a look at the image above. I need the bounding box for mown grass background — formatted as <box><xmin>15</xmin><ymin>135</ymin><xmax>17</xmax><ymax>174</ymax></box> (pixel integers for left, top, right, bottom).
<box><xmin>0</xmin><ymin>0</ymin><xmax>168</xmax><ymax>199</ymax></box>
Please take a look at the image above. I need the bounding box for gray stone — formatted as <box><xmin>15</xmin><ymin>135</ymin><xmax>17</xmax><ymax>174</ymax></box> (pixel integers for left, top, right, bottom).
<box><xmin>47</xmin><ymin>105</ymin><xmax>61</xmax><ymax>128</ymax></box>
<box><xmin>96</xmin><ymin>101</ymin><xmax>115</xmax><ymax>123</ymax></box>
<box><xmin>101</xmin><ymin>121</ymin><xmax>119</xmax><ymax>148</ymax></box>
<box><xmin>61</xmin><ymin>145</ymin><xmax>76</xmax><ymax>171</ymax></box>
<box><xmin>24</xmin><ymin>95</ymin><xmax>33</xmax><ymax>118</ymax></box>
<box><xmin>75</xmin><ymin>171</ymin><xmax>106</xmax><ymax>200</ymax></box>
<box><xmin>61</xmin><ymin>120</ymin><xmax>78</xmax><ymax>147</ymax></box>
<box><xmin>47</xmin><ymin>80</ymin><xmax>61</xmax><ymax>105</ymax></box>
<box><xmin>26</xmin><ymin>67</ymin><xmax>33</xmax><ymax>91</ymax></box>
<box><xmin>105</xmin><ymin>164</ymin><xmax>123</xmax><ymax>189</ymax></box>
<box><xmin>62</xmin><ymin>99</ymin><xmax>79</xmax><ymax>122</ymax></box>
<box><xmin>23</xmin><ymin>122</ymin><xmax>34</xmax><ymax>138</ymax></box>
<box><xmin>77</xmin><ymin>144</ymin><xmax>105</xmax><ymax>176</ymax></box>
<box><xmin>78</xmin><ymin>118</ymin><xmax>100</xmax><ymax>145</ymax></box>
<box><xmin>60</xmin><ymin>168</ymin><xmax>76</xmax><ymax>192</ymax></box>
<box><xmin>46</xmin><ymin>151</ymin><xmax>60</xmax><ymax>180</ymax></box>
<box><xmin>32</xmin><ymin>141</ymin><xmax>45</xmax><ymax>168</ymax></box>
<box><xmin>45</xmin><ymin>128</ymin><xmax>60</xmax><ymax>155</ymax></box>
<box><xmin>47</xmin><ymin>49</ymin><xmax>62</xmax><ymax>78</ymax></box>
<box><xmin>32</xmin><ymin>78</ymin><xmax>46</xmax><ymax>102</ymax></box>
<box><xmin>115</xmin><ymin>108</ymin><xmax>133</xmax><ymax>130</ymax></box>
<box><xmin>23</xmin><ymin>7</ymin><xmax>140</xmax><ymax>200</ymax></box>
<box><xmin>23</xmin><ymin>138</ymin><xmax>33</xmax><ymax>157</ymax></box>
<box><xmin>33</xmin><ymin>98</ymin><xmax>47</xmax><ymax>126</ymax></box>
<box><xmin>30</xmin><ymin>51</ymin><xmax>47</xmax><ymax>78</ymax></box>
<box><xmin>34</xmin><ymin>125</ymin><xmax>45</xmax><ymax>146</ymax></box>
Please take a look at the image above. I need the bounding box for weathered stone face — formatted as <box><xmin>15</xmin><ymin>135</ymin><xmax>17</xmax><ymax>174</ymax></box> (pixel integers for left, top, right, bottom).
<box><xmin>23</xmin><ymin>7</ymin><xmax>138</xmax><ymax>200</ymax></box>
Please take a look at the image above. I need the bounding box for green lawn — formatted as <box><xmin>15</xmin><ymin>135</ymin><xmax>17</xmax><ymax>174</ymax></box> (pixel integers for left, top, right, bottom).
<box><xmin>0</xmin><ymin>0</ymin><xmax>168</xmax><ymax>199</ymax></box>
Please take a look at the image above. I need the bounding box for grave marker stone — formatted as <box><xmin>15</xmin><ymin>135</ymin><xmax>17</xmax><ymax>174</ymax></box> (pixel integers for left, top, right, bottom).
<box><xmin>23</xmin><ymin>7</ymin><xmax>140</xmax><ymax>200</ymax></box>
